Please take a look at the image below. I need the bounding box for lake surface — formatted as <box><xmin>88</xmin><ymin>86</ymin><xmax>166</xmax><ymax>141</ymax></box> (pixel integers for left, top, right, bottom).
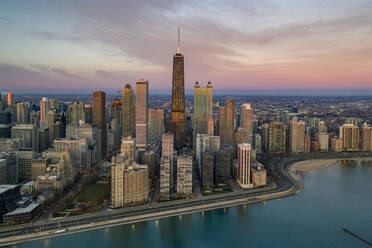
<box><xmin>10</xmin><ymin>160</ymin><xmax>372</xmax><ymax>248</ymax></box>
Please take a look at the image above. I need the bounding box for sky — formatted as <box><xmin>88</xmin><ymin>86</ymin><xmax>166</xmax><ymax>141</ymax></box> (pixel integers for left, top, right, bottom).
<box><xmin>0</xmin><ymin>0</ymin><xmax>372</xmax><ymax>94</ymax></box>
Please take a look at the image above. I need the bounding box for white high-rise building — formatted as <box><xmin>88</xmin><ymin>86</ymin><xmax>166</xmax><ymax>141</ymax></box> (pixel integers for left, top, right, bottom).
<box><xmin>40</xmin><ymin>97</ymin><xmax>48</xmax><ymax>122</ymax></box>
<box><xmin>237</xmin><ymin>143</ymin><xmax>252</xmax><ymax>189</ymax></box>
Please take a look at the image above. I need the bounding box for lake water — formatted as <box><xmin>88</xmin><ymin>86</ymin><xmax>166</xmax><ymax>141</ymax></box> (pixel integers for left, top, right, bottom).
<box><xmin>10</xmin><ymin>160</ymin><xmax>372</xmax><ymax>248</ymax></box>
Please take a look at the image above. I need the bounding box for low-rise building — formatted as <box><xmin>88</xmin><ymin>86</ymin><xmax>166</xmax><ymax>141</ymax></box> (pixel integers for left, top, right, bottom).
<box><xmin>251</xmin><ymin>164</ymin><xmax>267</xmax><ymax>188</ymax></box>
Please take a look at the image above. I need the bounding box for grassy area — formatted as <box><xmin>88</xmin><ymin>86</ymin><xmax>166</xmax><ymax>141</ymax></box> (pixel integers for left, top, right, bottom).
<box><xmin>74</xmin><ymin>184</ymin><xmax>108</xmax><ymax>203</ymax></box>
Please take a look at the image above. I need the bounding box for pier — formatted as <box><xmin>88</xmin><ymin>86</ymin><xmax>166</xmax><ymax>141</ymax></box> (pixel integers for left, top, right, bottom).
<box><xmin>342</xmin><ymin>226</ymin><xmax>372</xmax><ymax>246</ymax></box>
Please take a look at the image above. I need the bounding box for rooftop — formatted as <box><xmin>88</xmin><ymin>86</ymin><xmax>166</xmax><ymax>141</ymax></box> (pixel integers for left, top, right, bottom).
<box><xmin>5</xmin><ymin>201</ymin><xmax>39</xmax><ymax>216</ymax></box>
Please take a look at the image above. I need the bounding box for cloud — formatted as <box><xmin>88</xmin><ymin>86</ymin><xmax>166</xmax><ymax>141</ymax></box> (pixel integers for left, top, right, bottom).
<box><xmin>1</xmin><ymin>0</ymin><xmax>372</xmax><ymax>92</ymax></box>
<box><xmin>29</xmin><ymin>63</ymin><xmax>85</xmax><ymax>80</ymax></box>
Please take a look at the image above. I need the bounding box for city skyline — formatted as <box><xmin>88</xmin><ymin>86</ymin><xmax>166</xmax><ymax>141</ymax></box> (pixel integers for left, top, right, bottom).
<box><xmin>1</xmin><ymin>1</ymin><xmax>372</xmax><ymax>93</ymax></box>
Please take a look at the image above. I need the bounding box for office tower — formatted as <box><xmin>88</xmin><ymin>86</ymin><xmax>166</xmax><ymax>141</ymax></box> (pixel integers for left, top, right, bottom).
<box><xmin>195</xmin><ymin>134</ymin><xmax>220</xmax><ymax>173</ymax></box>
<box><xmin>30</xmin><ymin>112</ymin><xmax>40</xmax><ymax>128</ymax></box>
<box><xmin>7</xmin><ymin>92</ymin><xmax>13</xmax><ymax>108</ymax></box>
<box><xmin>289</xmin><ymin>120</ymin><xmax>305</xmax><ymax>153</ymax></box>
<box><xmin>121</xmin><ymin>136</ymin><xmax>135</xmax><ymax>164</ymax></box>
<box><xmin>46</xmin><ymin>110</ymin><xmax>55</xmax><ymax>143</ymax></box>
<box><xmin>262</xmin><ymin>123</ymin><xmax>269</xmax><ymax>152</ymax></box>
<box><xmin>240</xmin><ymin>103</ymin><xmax>254</xmax><ymax>144</ymax></box>
<box><xmin>316</xmin><ymin>133</ymin><xmax>329</xmax><ymax>152</ymax></box>
<box><xmin>171</xmin><ymin>26</ymin><xmax>186</xmax><ymax>148</ymax></box>
<box><xmin>49</xmin><ymin>98</ymin><xmax>56</xmax><ymax>110</ymax></box>
<box><xmin>218</xmin><ymin>99</ymin><xmax>234</xmax><ymax>144</ymax></box>
<box><xmin>110</xmin><ymin>98</ymin><xmax>122</xmax><ymax>138</ymax></box>
<box><xmin>160</xmin><ymin>157</ymin><xmax>171</xmax><ymax>199</ymax></box>
<box><xmin>340</xmin><ymin>124</ymin><xmax>359</xmax><ymax>151</ymax></box>
<box><xmin>148</xmin><ymin>108</ymin><xmax>164</xmax><ymax>144</ymax></box>
<box><xmin>280</xmin><ymin>110</ymin><xmax>290</xmax><ymax>127</ymax></box>
<box><xmin>92</xmin><ymin>91</ymin><xmax>107</xmax><ymax>158</ymax></box>
<box><xmin>66</xmin><ymin>123</ymin><xmax>99</xmax><ymax>167</ymax></box>
<box><xmin>251</xmin><ymin>165</ymin><xmax>267</xmax><ymax>187</ymax></box>
<box><xmin>0</xmin><ymin>152</ymin><xmax>18</xmax><ymax>184</ymax></box>
<box><xmin>237</xmin><ymin>143</ymin><xmax>252</xmax><ymax>189</ymax></box>
<box><xmin>38</xmin><ymin>126</ymin><xmax>49</xmax><ymax>152</ymax></box>
<box><xmin>201</xmin><ymin>151</ymin><xmax>214</xmax><ymax>190</ymax></box>
<box><xmin>84</xmin><ymin>104</ymin><xmax>92</xmax><ymax>124</ymax></box>
<box><xmin>0</xmin><ymin>112</ymin><xmax>11</xmax><ymax>124</ymax></box>
<box><xmin>361</xmin><ymin>123</ymin><xmax>372</xmax><ymax>152</ymax></box>
<box><xmin>215</xmin><ymin>149</ymin><xmax>231</xmax><ymax>185</ymax></box>
<box><xmin>0</xmin><ymin>159</ymin><xmax>6</xmax><ymax>184</ymax></box>
<box><xmin>16</xmin><ymin>102</ymin><xmax>29</xmax><ymax>124</ymax></box>
<box><xmin>122</xmin><ymin>84</ymin><xmax>134</xmax><ymax>138</ymax></box>
<box><xmin>268</xmin><ymin>121</ymin><xmax>286</xmax><ymax>154</ymax></box>
<box><xmin>176</xmin><ymin>155</ymin><xmax>192</xmax><ymax>196</ymax></box>
<box><xmin>218</xmin><ymin>106</ymin><xmax>226</xmax><ymax>141</ymax></box>
<box><xmin>17</xmin><ymin>150</ymin><xmax>36</xmax><ymax>182</ymax></box>
<box><xmin>193</xmin><ymin>81</ymin><xmax>213</xmax><ymax>140</ymax></box>
<box><xmin>53</xmin><ymin>138</ymin><xmax>88</xmax><ymax>172</ymax></box>
<box><xmin>108</xmin><ymin>119</ymin><xmax>120</xmax><ymax>151</ymax></box>
<box><xmin>136</xmin><ymin>79</ymin><xmax>148</xmax><ymax>148</ymax></box>
<box><xmin>39</xmin><ymin>97</ymin><xmax>48</xmax><ymax>122</ymax></box>
<box><xmin>111</xmin><ymin>155</ymin><xmax>125</xmax><ymax>208</ymax></box>
<box><xmin>225</xmin><ymin>98</ymin><xmax>235</xmax><ymax>143</ymax></box>
<box><xmin>255</xmin><ymin>133</ymin><xmax>262</xmax><ymax>154</ymax></box>
<box><xmin>71</xmin><ymin>101</ymin><xmax>86</xmax><ymax>124</ymax></box>
<box><xmin>11</xmin><ymin>124</ymin><xmax>39</xmax><ymax>151</ymax></box>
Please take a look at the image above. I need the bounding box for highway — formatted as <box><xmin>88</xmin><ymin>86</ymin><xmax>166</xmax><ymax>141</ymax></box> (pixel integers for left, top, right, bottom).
<box><xmin>0</xmin><ymin>152</ymin><xmax>371</xmax><ymax>247</ymax></box>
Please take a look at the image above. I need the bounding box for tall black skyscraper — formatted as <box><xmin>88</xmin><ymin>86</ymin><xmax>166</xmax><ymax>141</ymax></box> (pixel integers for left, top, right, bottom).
<box><xmin>171</xmin><ymin>25</ymin><xmax>186</xmax><ymax>148</ymax></box>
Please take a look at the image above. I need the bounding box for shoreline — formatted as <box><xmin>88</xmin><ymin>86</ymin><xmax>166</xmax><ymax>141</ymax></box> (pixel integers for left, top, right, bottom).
<box><xmin>1</xmin><ymin>155</ymin><xmax>371</xmax><ymax>247</ymax></box>
<box><xmin>290</xmin><ymin>159</ymin><xmax>337</xmax><ymax>172</ymax></box>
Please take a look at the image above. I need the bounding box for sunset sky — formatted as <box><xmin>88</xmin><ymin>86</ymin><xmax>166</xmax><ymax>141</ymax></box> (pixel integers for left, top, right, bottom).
<box><xmin>1</xmin><ymin>0</ymin><xmax>372</xmax><ymax>94</ymax></box>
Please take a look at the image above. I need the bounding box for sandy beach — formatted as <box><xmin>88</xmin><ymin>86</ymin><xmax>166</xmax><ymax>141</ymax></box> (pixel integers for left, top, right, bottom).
<box><xmin>290</xmin><ymin>159</ymin><xmax>337</xmax><ymax>172</ymax></box>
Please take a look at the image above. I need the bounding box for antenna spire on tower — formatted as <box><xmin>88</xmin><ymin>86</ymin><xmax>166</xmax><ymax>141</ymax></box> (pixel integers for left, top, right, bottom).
<box><xmin>177</xmin><ymin>25</ymin><xmax>181</xmax><ymax>54</ymax></box>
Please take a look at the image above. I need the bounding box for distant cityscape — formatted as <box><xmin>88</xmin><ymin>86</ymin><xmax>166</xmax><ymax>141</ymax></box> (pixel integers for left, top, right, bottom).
<box><xmin>1</xmin><ymin>26</ymin><xmax>372</xmax><ymax>245</ymax></box>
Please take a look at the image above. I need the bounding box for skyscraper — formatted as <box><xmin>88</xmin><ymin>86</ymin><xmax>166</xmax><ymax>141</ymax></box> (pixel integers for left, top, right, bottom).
<box><xmin>162</xmin><ymin>133</ymin><xmax>174</xmax><ymax>159</ymax></box>
<box><xmin>218</xmin><ymin>98</ymin><xmax>234</xmax><ymax>144</ymax></box>
<box><xmin>16</xmin><ymin>102</ymin><xmax>29</xmax><ymax>124</ymax></box>
<box><xmin>289</xmin><ymin>120</ymin><xmax>305</xmax><ymax>153</ymax></box>
<box><xmin>148</xmin><ymin>108</ymin><xmax>164</xmax><ymax>144</ymax></box>
<box><xmin>120</xmin><ymin>136</ymin><xmax>135</xmax><ymax>164</ymax></box>
<box><xmin>201</xmin><ymin>151</ymin><xmax>214</xmax><ymax>190</ymax></box>
<box><xmin>122</xmin><ymin>84</ymin><xmax>134</xmax><ymax>138</ymax></box>
<box><xmin>136</xmin><ymin>79</ymin><xmax>148</xmax><ymax>148</ymax></box>
<box><xmin>269</xmin><ymin>121</ymin><xmax>286</xmax><ymax>154</ymax></box>
<box><xmin>40</xmin><ymin>97</ymin><xmax>48</xmax><ymax>122</ymax></box>
<box><xmin>340</xmin><ymin>124</ymin><xmax>359</xmax><ymax>151</ymax></box>
<box><xmin>240</xmin><ymin>103</ymin><xmax>254</xmax><ymax>144</ymax></box>
<box><xmin>176</xmin><ymin>155</ymin><xmax>192</xmax><ymax>196</ymax></box>
<box><xmin>92</xmin><ymin>91</ymin><xmax>107</xmax><ymax>158</ymax></box>
<box><xmin>193</xmin><ymin>81</ymin><xmax>213</xmax><ymax>141</ymax></box>
<box><xmin>361</xmin><ymin>123</ymin><xmax>372</xmax><ymax>152</ymax></box>
<box><xmin>237</xmin><ymin>143</ymin><xmax>252</xmax><ymax>189</ymax></box>
<box><xmin>171</xmin><ymin>25</ymin><xmax>186</xmax><ymax>148</ymax></box>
